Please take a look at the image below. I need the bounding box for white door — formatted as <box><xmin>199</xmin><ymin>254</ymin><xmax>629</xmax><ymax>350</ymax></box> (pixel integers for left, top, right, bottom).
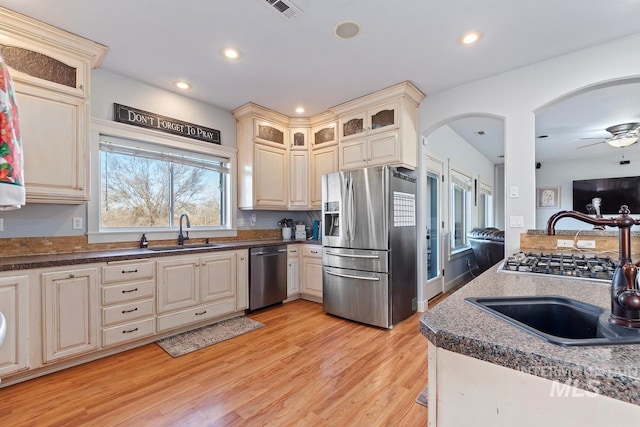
<box><xmin>425</xmin><ymin>155</ymin><xmax>445</xmax><ymax>300</ymax></box>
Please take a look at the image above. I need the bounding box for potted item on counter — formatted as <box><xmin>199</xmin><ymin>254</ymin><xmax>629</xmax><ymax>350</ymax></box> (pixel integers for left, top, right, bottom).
<box><xmin>278</xmin><ymin>218</ymin><xmax>294</xmax><ymax>239</ymax></box>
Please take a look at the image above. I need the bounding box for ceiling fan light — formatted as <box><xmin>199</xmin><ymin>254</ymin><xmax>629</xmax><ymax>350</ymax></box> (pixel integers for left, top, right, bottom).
<box><xmin>607</xmin><ymin>132</ymin><xmax>638</xmax><ymax>148</ymax></box>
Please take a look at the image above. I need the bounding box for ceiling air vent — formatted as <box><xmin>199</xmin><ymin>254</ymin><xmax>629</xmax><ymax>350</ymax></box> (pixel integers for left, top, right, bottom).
<box><xmin>261</xmin><ymin>0</ymin><xmax>302</xmax><ymax>20</ymax></box>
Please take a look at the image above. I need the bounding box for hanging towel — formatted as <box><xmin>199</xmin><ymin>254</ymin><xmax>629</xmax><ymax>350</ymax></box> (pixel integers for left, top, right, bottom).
<box><xmin>0</xmin><ymin>51</ymin><xmax>24</xmax><ymax>210</ymax></box>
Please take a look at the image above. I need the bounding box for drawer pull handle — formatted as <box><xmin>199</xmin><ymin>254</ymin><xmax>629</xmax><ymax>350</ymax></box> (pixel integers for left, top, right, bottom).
<box><xmin>195</xmin><ymin>310</ymin><xmax>207</xmax><ymax>316</ymax></box>
<box><xmin>311</xmin><ymin>250</ymin><xmax>318</xmax><ymax>254</ymax></box>
<box><xmin>122</xmin><ymin>327</ymin><xmax>139</xmax><ymax>334</ymax></box>
<box><xmin>122</xmin><ymin>307</ymin><xmax>138</xmax><ymax>314</ymax></box>
<box><xmin>122</xmin><ymin>269</ymin><xmax>139</xmax><ymax>274</ymax></box>
<box><xmin>69</xmin><ymin>273</ymin><xmax>75</xmax><ymax>278</ymax></box>
<box><xmin>122</xmin><ymin>288</ymin><xmax>139</xmax><ymax>294</ymax></box>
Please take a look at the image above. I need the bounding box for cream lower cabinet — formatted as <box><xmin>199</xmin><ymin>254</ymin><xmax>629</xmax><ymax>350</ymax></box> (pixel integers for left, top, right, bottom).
<box><xmin>287</xmin><ymin>246</ymin><xmax>301</xmax><ymax>299</ymax></box>
<box><xmin>236</xmin><ymin>250</ymin><xmax>249</xmax><ymax>311</ymax></box>
<box><xmin>156</xmin><ymin>251</ymin><xmax>244</xmax><ymax>333</ymax></box>
<box><xmin>42</xmin><ymin>267</ymin><xmax>99</xmax><ymax>363</ymax></box>
<box><xmin>101</xmin><ymin>261</ymin><xmax>156</xmax><ymax>348</ymax></box>
<box><xmin>0</xmin><ymin>275</ymin><xmax>29</xmax><ymax>377</ymax></box>
<box><xmin>301</xmin><ymin>245</ymin><xmax>323</xmax><ymax>301</ymax></box>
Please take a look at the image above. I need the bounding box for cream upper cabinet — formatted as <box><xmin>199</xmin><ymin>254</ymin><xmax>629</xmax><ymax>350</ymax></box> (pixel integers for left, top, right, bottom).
<box><xmin>289</xmin><ymin>127</ymin><xmax>309</xmax><ymax>151</ymax></box>
<box><xmin>338</xmin><ymin>101</ymin><xmax>399</xmax><ymax>142</ymax></box>
<box><xmin>234</xmin><ymin>103</ymin><xmax>290</xmax><ymax>210</ymax></box>
<box><xmin>310</xmin><ymin>145</ymin><xmax>339</xmax><ymax>209</ymax></box>
<box><xmin>310</xmin><ymin>121</ymin><xmax>337</xmax><ymax>148</ymax></box>
<box><xmin>0</xmin><ymin>8</ymin><xmax>107</xmax><ymax>203</ymax></box>
<box><xmin>42</xmin><ymin>267</ymin><xmax>99</xmax><ymax>363</ymax></box>
<box><xmin>332</xmin><ymin>81</ymin><xmax>425</xmax><ymax>171</ymax></box>
<box><xmin>0</xmin><ymin>274</ymin><xmax>28</xmax><ymax>377</ymax></box>
<box><xmin>289</xmin><ymin>150</ymin><xmax>309</xmax><ymax>209</ymax></box>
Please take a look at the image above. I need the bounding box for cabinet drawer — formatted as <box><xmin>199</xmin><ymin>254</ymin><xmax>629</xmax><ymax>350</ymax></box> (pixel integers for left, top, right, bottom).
<box><xmin>287</xmin><ymin>246</ymin><xmax>300</xmax><ymax>258</ymax></box>
<box><xmin>156</xmin><ymin>299</ymin><xmax>237</xmax><ymax>333</ymax></box>
<box><xmin>302</xmin><ymin>246</ymin><xmax>322</xmax><ymax>258</ymax></box>
<box><xmin>102</xmin><ymin>318</ymin><xmax>155</xmax><ymax>347</ymax></box>
<box><xmin>102</xmin><ymin>262</ymin><xmax>154</xmax><ymax>284</ymax></box>
<box><xmin>102</xmin><ymin>298</ymin><xmax>154</xmax><ymax>326</ymax></box>
<box><xmin>102</xmin><ymin>279</ymin><xmax>155</xmax><ymax>305</ymax></box>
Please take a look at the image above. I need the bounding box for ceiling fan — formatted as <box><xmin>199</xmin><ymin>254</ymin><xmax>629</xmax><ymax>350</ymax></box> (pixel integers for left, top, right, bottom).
<box><xmin>577</xmin><ymin>122</ymin><xmax>640</xmax><ymax>149</ymax></box>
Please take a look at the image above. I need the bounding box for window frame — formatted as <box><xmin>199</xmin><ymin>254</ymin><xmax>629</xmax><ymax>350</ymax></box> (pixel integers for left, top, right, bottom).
<box><xmin>449</xmin><ymin>168</ymin><xmax>473</xmax><ymax>255</ymax></box>
<box><xmin>88</xmin><ymin>118</ymin><xmax>238</xmax><ymax>244</ymax></box>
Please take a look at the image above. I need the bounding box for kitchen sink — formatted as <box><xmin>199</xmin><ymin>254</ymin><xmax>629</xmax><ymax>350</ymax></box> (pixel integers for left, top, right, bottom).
<box><xmin>465</xmin><ymin>296</ymin><xmax>640</xmax><ymax>346</ymax></box>
<box><xmin>147</xmin><ymin>244</ymin><xmax>221</xmax><ymax>252</ymax></box>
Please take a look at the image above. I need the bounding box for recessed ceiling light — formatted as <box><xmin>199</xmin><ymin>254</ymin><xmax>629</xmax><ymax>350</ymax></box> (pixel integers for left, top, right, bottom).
<box><xmin>223</xmin><ymin>48</ymin><xmax>240</xmax><ymax>59</ymax></box>
<box><xmin>334</xmin><ymin>21</ymin><xmax>361</xmax><ymax>40</ymax></box>
<box><xmin>460</xmin><ymin>31</ymin><xmax>482</xmax><ymax>45</ymax></box>
<box><xmin>295</xmin><ymin>107</ymin><xmax>305</xmax><ymax>114</ymax></box>
<box><xmin>174</xmin><ymin>81</ymin><xmax>191</xmax><ymax>90</ymax></box>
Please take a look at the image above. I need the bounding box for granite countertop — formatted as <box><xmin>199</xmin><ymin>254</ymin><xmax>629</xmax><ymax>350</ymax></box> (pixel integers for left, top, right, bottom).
<box><xmin>0</xmin><ymin>238</ymin><xmax>322</xmax><ymax>272</ymax></box>
<box><xmin>527</xmin><ymin>229</ymin><xmax>640</xmax><ymax>237</ymax></box>
<box><xmin>420</xmin><ymin>265</ymin><xmax>640</xmax><ymax>405</ymax></box>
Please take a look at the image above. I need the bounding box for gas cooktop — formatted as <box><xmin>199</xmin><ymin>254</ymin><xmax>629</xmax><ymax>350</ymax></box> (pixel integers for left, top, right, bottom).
<box><xmin>500</xmin><ymin>252</ymin><xmax>617</xmax><ymax>282</ymax></box>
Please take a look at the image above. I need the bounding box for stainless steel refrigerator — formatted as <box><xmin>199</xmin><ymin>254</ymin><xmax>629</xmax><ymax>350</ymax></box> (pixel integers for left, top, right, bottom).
<box><xmin>321</xmin><ymin>165</ymin><xmax>417</xmax><ymax>328</ymax></box>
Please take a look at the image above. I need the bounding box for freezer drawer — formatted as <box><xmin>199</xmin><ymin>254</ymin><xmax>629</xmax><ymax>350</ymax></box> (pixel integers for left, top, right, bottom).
<box><xmin>322</xmin><ymin>266</ymin><xmax>390</xmax><ymax>328</ymax></box>
<box><xmin>323</xmin><ymin>247</ymin><xmax>388</xmax><ymax>273</ymax></box>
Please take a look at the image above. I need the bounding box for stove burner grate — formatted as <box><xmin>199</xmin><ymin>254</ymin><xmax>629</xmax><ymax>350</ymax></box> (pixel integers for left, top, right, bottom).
<box><xmin>503</xmin><ymin>252</ymin><xmax>617</xmax><ymax>281</ymax></box>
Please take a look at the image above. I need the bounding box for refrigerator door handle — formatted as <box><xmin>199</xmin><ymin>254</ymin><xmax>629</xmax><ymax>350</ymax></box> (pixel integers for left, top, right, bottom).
<box><xmin>348</xmin><ymin>173</ymin><xmax>356</xmax><ymax>242</ymax></box>
<box><xmin>325</xmin><ymin>251</ymin><xmax>380</xmax><ymax>259</ymax></box>
<box><xmin>326</xmin><ymin>270</ymin><xmax>380</xmax><ymax>281</ymax></box>
<box><xmin>343</xmin><ymin>173</ymin><xmax>350</xmax><ymax>241</ymax></box>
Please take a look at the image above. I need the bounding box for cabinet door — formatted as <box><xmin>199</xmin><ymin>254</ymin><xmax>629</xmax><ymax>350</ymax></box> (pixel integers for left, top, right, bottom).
<box><xmin>367</xmin><ymin>131</ymin><xmax>400</xmax><ymax>167</ymax></box>
<box><xmin>0</xmin><ymin>275</ymin><xmax>28</xmax><ymax>376</ymax></box>
<box><xmin>339</xmin><ymin>139</ymin><xmax>368</xmax><ymax>170</ymax></box>
<box><xmin>254</xmin><ymin>144</ymin><xmax>288</xmax><ymax>208</ymax></box>
<box><xmin>289</xmin><ymin>150</ymin><xmax>309</xmax><ymax>209</ymax></box>
<box><xmin>302</xmin><ymin>257</ymin><xmax>323</xmax><ymax>299</ymax></box>
<box><xmin>157</xmin><ymin>257</ymin><xmax>199</xmax><ymax>313</ymax></box>
<box><xmin>43</xmin><ymin>268</ymin><xmax>98</xmax><ymax>363</ymax></box>
<box><xmin>287</xmin><ymin>258</ymin><xmax>300</xmax><ymax>297</ymax></box>
<box><xmin>310</xmin><ymin>145</ymin><xmax>339</xmax><ymax>209</ymax></box>
<box><xmin>16</xmin><ymin>84</ymin><xmax>89</xmax><ymax>203</ymax></box>
<box><xmin>339</xmin><ymin>111</ymin><xmax>367</xmax><ymax>142</ymax></box>
<box><xmin>236</xmin><ymin>250</ymin><xmax>249</xmax><ymax>311</ymax></box>
<box><xmin>289</xmin><ymin>127</ymin><xmax>309</xmax><ymax>151</ymax></box>
<box><xmin>254</xmin><ymin>119</ymin><xmax>287</xmax><ymax>149</ymax></box>
<box><xmin>311</xmin><ymin>122</ymin><xmax>337</xmax><ymax>148</ymax></box>
<box><xmin>200</xmin><ymin>252</ymin><xmax>236</xmax><ymax>304</ymax></box>
<box><xmin>367</xmin><ymin>102</ymin><xmax>399</xmax><ymax>136</ymax></box>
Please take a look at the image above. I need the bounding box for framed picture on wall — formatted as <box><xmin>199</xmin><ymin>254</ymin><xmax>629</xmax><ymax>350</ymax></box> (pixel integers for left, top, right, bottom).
<box><xmin>537</xmin><ymin>186</ymin><xmax>561</xmax><ymax>209</ymax></box>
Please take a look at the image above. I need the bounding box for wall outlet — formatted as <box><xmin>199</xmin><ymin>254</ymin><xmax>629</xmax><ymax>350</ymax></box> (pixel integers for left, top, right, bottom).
<box><xmin>237</xmin><ymin>217</ymin><xmax>244</xmax><ymax>227</ymax></box>
<box><xmin>72</xmin><ymin>217</ymin><xmax>83</xmax><ymax>230</ymax></box>
<box><xmin>556</xmin><ymin>239</ymin><xmax>574</xmax><ymax>248</ymax></box>
<box><xmin>0</xmin><ymin>218</ymin><xmax>3</xmax><ymax>232</ymax></box>
<box><xmin>576</xmin><ymin>240</ymin><xmax>596</xmax><ymax>249</ymax></box>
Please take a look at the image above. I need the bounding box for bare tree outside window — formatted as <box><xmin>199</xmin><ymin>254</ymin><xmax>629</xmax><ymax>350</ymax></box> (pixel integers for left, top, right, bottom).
<box><xmin>100</xmin><ymin>150</ymin><xmax>223</xmax><ymax>229</ymax></box>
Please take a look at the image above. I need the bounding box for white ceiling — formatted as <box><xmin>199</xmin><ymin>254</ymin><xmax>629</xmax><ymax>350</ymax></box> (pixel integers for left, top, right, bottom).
<box><xmin>3</xmin><ymin>0</ymin><xmax>640</xmax><ymax>162</ymax></box>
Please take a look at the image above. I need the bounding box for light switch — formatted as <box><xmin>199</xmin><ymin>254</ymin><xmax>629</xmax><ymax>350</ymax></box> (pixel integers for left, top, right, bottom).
<box><xmin>72</xmin><ymin>217</ymin><xmax>83</xmax><ymax>230</ymax></box>
<box><xmin>509</xmin><ymin>215</ymin><xmax>524</xmax><ymax>228</ymax></box>
<box><xmin>509</xmin><ymin>186</ymin><xmax>519</xmax><ymax>198</ymax></box>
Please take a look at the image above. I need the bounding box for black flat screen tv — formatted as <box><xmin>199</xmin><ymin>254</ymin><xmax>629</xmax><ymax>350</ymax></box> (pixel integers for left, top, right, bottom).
<box><xmin>572</xmin><ymin>176</ymin><xmax>640</xmax><ymax>215</ymax></box>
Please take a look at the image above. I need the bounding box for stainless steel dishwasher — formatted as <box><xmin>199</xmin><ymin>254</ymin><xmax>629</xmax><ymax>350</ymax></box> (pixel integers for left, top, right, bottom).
<box><xmin>249</xmin><ymin>245</ymin><xmax>288</xmax><ymax>310</ymax></box>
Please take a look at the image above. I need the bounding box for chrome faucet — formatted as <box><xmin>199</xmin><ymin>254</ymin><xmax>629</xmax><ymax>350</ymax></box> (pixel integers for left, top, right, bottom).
<box><xmin>547</xmin><ymin>205</ymin><xmax>640</xmax><ymax>328</ymax></box>
<box><xmin>178</xmin><ymin>213</ymin><xmax>191</xmax><ymax>245</ymax></box>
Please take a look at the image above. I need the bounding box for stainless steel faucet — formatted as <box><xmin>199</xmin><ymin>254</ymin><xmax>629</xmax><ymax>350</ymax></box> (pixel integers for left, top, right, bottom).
<box><xmin>178</xmin><ymin>213</ymin><xmax>191</xmax><ymax>245</ymax></box>
<box><xmin>547</xmin><ymin>205</ymin><xmax>640</xmax><ymax>328</ymax></box>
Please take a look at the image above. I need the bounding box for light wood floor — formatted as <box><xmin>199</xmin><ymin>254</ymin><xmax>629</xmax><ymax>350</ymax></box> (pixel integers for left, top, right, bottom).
<box><xmin>0</xmin><ymin>300</ymin><xmax>429</xmax><ymax>426</ymax></box>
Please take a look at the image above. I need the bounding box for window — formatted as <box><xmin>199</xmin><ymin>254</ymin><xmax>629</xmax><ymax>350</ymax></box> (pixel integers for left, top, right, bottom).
<box><xmin>88</xmin><ymin>119</ymin><xmax>237</xmax><ymax>244</ymax></box>
<box><xmin>478</xmin><ymin>183</ymin><xmax>493</xmax><ymax>229</ymax></box>
<box><xmin>450</xmin><ymin>169</ymin><xmax>472</xmax><ymax>252</ymax></box>
<box><xmin>100</xmin><ymin>137</ymin><xmax>228</xmax><ymax>229</ymax></box>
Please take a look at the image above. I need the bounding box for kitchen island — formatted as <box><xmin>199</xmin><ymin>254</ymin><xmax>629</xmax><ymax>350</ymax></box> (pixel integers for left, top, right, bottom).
<box><xmin>421</xmin><ymin>264</ymin><xmax>640</xmax><ymax>426</ymax></box>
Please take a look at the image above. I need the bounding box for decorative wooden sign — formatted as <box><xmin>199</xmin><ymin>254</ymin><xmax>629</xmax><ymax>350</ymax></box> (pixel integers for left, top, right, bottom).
<box><xmin>113</xmin><ymin>103</ymin><xmax>221</xmax><ymax>144</ymax></box>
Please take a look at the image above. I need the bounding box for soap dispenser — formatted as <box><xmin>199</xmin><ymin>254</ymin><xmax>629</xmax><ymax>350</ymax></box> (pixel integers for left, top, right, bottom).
<box><xmin>140</xmin><ymin>233</ymin><xmax>148</xmax><ymax>248</ymax></box>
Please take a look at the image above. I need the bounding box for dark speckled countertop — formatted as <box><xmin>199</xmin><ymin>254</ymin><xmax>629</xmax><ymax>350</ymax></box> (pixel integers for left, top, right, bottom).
<box><xmin>0</xmin><ymin>239</ymin><xmax>322</xmax><ymax>272</ymax></box>
<box><xmin>420</xmin><ymin>264</ymin><xmax>640</xmax><ymax>405</ymax></box>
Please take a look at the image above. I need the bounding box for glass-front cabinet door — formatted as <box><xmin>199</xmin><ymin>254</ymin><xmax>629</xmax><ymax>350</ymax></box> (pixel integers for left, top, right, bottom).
<box><xmin>311</xmin><ymin>122</ymin><xmax>337</xmax><ymax>148</ymax></box>
<box><xmin>289</xmin><ymin>127</ymin><xmax>309</xmax><ymax>151</ymax></box>
<box><xmin>254</xmin><ymin>119</ymin><xmax>287</xmax><ymax>149</ymax></box>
